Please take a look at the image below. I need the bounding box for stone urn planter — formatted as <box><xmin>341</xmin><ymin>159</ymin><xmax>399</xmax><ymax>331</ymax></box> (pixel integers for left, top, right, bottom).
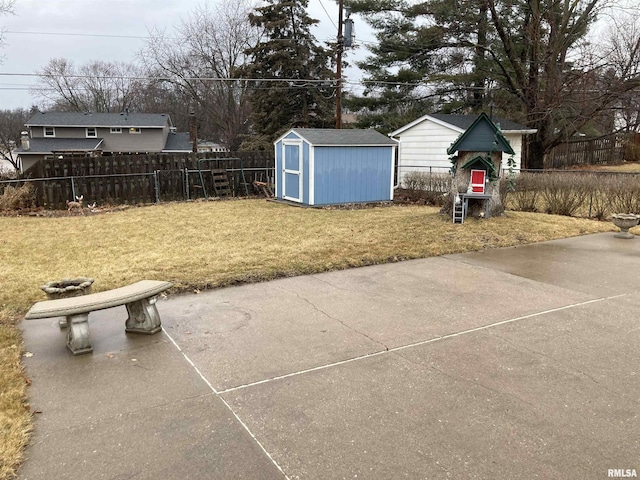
<box><xmin>41</xmin><ymin>277</ymin><xmax>94</xmax><ymax>328</ymax></box>
<box><xmin>612</xmin><ymin>214</ymin><xmax>640</xmax><ymax>239</ymax></box>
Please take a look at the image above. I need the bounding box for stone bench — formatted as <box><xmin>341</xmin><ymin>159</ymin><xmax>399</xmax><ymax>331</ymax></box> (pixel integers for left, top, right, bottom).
<box><xmin>25</xmin><ymin>280</ymin><xmax>173</xmax><ymax>355</ymax></box>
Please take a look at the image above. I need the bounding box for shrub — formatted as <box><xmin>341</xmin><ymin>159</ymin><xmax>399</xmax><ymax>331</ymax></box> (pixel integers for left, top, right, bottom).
<box><xmin>606</xmin><ymin>173</ymin><xmax>640</xmax><ymax>215</ymax></box>
<box><xmin>401</xmin><ymin>171</ymin><xmax>450</xmax><ymax>205</ymax></box>
<box><xmin>508</xmin><ymin>172</ymin><xmax>544</xmax><ymax>212</ymax></box>
<box><xmin>540</xmin><ymin>173</ymin><xmax>591</xmax><ymax>216</ymax></box>
<box><xmin>0</xmin><ymin>183</ymin><xmax>36</xmax><ymax>211</ymax></box>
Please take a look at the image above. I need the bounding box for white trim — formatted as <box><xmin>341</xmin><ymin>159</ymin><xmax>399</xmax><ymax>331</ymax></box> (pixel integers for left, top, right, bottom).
<box><xmin>390</xmin><ymin>145</ymin><xmax>397</xmax><ymax>197</ymax></box>
<box><xmin>309</xmin><ymin>145</ymin><xmax>315</xmax><ymax>205</ymax></box>
<box><xmin>305</xmin><ymin>142</ymin><xmax>397</xmax><ymax>148</ymax></box>
<box><xmin>129</xmin><ymin>127</ymin><xmax>142</xmax><ymax>134</ymax></box>
<box><xmin>110</xmin><ymin>127</ymin><xmax>122</xmax><ymax>134</ymax></box>
<box><xmin>273</xmin><ymin>128</ymin><xmax>296</xmax><ymax>145</ymax></box>
<box><xmin>389</xmin><ymin>114</ymin><xmax>464</xmax><ymax>137</ymax></box>
<box><xmin>86</xmin><ymin>127</ymin><xmax>97</xmax><ymax>138</ymax></box>
<box><xmin>44</xmin><ymin>126</ymin><xmax>55</xmax><ymax>137</ymax></box>
<box><xmin>282</xmin><ymin>139</ymin><xmax>303</xmax><ymax>203</ymax></box>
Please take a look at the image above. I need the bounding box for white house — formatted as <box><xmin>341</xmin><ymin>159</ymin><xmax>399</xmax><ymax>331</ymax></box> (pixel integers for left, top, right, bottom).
<box><xmin>389</xmin><ymin>114</ymin><xmax>537</xmax><ymax>182</ymax></box>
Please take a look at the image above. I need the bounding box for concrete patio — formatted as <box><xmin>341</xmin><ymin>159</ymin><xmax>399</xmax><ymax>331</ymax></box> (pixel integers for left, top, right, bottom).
<box><xmin>19</xmin><ymin>232</ymin><xmax>639</xmax><ymax>479</ymax></box>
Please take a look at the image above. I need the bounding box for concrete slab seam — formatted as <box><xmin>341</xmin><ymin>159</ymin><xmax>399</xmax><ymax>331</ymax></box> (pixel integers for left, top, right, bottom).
<box><xmin>220</xmin><ymin>349</ymin><xmax>389</xmax><ymax>394</ymax></box>
<box><xmin>387</xmin><ymin>293</ymin><xmax>628</xmax><ymax>354</ymax></box>
<box><xmin>219</xmin><ymin>293</ymin><xmax>627</xmax><ymax>395</ymax></box>
<box><xmin>161</xmin><ymin>327</ymin><xmax>291</xmax><ymax>480</ymax></box>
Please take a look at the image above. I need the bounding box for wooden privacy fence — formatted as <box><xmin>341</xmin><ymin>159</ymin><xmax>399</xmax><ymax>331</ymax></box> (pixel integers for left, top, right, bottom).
<box><xmin>12</xmin><ymin>151</ymin><xmax>275</xmax><ymax>208</ymax></box>
<box><xmin>544</xmin><ymin>135</ymin><xmax>625</xmax><ymax>169</ymax></box>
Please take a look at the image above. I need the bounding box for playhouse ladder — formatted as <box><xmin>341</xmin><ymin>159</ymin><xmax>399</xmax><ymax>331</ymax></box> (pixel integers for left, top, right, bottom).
<box><xmin>453</xmin><ymin>199</ymin><xmax>466</xmax><ymax>224</ymax></box>
<box><xmin>211</xmin><ymin>169</ymin><xmax>231</xmax><ymax>197</ymax></box>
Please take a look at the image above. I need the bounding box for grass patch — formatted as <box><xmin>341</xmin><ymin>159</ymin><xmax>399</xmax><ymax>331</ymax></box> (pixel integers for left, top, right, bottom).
<box><xmin>0</xmin><ymin>199</ymin><xmax>616</xmax><ymax>479</ymax></box>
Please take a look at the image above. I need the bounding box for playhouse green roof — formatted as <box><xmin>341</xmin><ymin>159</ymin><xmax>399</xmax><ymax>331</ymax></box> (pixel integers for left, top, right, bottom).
<box><xmin>446</xmin><ymin>113</ymin><xmax>515</xmax><ymax>155</ymax></box>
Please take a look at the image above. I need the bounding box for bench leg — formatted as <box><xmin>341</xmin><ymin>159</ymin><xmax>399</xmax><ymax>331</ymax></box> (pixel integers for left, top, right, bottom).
<box><xmin>67</xmin><ymin>313</ymin><xmax>93</xmax><ymax>355</ymax></box>
<box><xmin>125</xmin><ymin>296</ymin><xmax>162</xmax><ymax>335</ymax></box>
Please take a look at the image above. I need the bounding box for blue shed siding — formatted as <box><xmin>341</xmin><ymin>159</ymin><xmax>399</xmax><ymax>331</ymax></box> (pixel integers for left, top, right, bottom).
<box><xmin>312</xmin><ymin>146</ymin><xmax>393</xmax><ymax>205</ymax></box>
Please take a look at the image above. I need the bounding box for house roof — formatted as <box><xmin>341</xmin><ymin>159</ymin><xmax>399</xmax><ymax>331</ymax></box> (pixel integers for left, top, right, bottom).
<box><xmin>25</xmin><ymin>112</ymin><xmax>173</xmax><ymax>128</ymax></box>
<box><xmin>389</xmin><ymin>113</ymin><xmax>537</xmax><ymax>137</ymax></box>
<box><xmin>276</xmin><ymin>128</ymin><xmax>398</xmax><ymax>146</ymax></box>
<box><xmin>15</xmin><ymin>138</ymin><xmax>104</xmax><ymax>154</ymax></box>
<box><xmin>447</xmin><ymin>113</ymin><xmax>515</xmax><ymax>155</ymax></box>
<box><xmin>163</xmin><ymin>132</ymin><xmax>193</xmax><ymax>152</ymax></box>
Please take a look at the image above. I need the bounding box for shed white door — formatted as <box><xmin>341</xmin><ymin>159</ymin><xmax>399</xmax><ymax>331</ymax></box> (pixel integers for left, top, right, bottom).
<box><xmin>283</xmin><ymin>141</ymin><xmax>302</xmax><ymax>202</ymax></box>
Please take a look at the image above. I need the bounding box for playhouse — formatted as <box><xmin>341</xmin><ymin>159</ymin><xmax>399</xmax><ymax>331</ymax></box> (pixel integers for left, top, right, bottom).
<box><xmin>274</xmin><ymin>128</ymin><xmax>398</xmax><ymax>206</ymax></box>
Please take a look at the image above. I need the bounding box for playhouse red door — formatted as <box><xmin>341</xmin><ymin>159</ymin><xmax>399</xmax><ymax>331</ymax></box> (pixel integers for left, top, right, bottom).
<box><xmin>470</xmin><ymin>169</ymin><xmax>486</xmax><ymax>193</ymax></box>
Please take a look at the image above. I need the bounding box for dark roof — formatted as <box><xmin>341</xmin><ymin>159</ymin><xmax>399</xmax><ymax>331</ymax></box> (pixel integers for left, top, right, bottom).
<box><xmin>25</xmin><ymin>112</ymin><xmax>172</xmax><ymax>128</ymax></box>
<box><xmin>15</xmin><ymin>137</ymin><xmax>104</xmax><ymax>154</ymax></box>
<box><xmin>288</xmin><ymin>128</ymin><xmax>397</xmax><ymax>146</ymax></box>
<box><xmin>163</xmin><ymin>132</ymin><xmax>193</xmax><ymax>152</ymax></box>
<box><xmin>430</xmin><ymin>114</ymin><xmax>530</xmax><ymax>132</ymax></box>
<box><xmin>447</xmin><ymin>113</ymin><xmax>515</xmax><ymax>155</ymax></box>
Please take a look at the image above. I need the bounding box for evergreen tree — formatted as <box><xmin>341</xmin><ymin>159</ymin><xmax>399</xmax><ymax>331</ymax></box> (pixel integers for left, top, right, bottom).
<box><xmin>346</xmin><ymin>0</ymin><xmax>494</xmax><ymax>132</ymax></box>
<box><xmin>347</xmin><ymin>0</ymin><xmax>640</xmax><ymax>168</ymax></box>
<box><xmin>240</xmin><ymin>0</ymin><xmax>335</xmax><ymax>148</ymax></box>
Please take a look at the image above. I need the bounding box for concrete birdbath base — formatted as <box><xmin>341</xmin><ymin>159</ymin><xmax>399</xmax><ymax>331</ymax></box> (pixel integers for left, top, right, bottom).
<box><xmin>612</xmin><ymin>214</ymin><xmax>640</xmax><ymax>239</ymax></box>
<box><xmin>40</xmin><ymin>277</ymin><xmax>94</xmax><ymax>328</ymax></box>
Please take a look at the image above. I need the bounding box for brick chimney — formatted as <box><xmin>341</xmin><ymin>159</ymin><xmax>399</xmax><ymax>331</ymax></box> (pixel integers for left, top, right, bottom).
<box><xmin>20</xmin><ymin>131</ymin><xmax>30</xmax><ymax>151</ymax></box>
<box><xmin>188</xmin><ymin>112</ymin><xmax>197</xmax><ymax>153</ymax></box>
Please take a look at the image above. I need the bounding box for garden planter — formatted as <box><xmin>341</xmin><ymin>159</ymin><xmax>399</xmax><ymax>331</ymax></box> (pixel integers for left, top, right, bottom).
<box><xmin>612</xmin><ymin>214</ymin><xmax>639</xmax><ymax>239</ymax></box>
<box><xmin>41</xmin><ymin>277</ymin><xmax>94</xmax><ymax>328</ymax></box>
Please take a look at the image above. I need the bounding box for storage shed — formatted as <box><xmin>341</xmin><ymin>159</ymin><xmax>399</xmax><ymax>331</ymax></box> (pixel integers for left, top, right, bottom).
<box><xmin>274</xmin><ymin>128</ymin><xmax>398</xmax><ymax>206</ymax></box>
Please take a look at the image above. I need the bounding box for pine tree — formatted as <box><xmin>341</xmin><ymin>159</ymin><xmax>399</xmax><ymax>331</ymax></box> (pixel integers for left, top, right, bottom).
<box><xmin>240</xmin><ymin>0</ymin><xmax>335</xmax><ymax>147</ymax></box>
<box><xmin>347</xmin><ymin>0</ymin><xmax>640</xmax><ymax>168</ymax></box>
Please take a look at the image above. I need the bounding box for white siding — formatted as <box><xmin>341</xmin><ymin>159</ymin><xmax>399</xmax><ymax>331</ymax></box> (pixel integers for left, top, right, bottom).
<box><xmin>394</xmin><ymin>119</ymin><xmax>525</xmax><ymax>184</ymax></box>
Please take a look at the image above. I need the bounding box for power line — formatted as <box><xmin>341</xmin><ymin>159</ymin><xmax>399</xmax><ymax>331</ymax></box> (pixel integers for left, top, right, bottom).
<box><xmin>5</xmin><ymin>30</ymin><xmax>152</xmax><ymax>40</ymax></box>
<box><xmin>317</xmin><ymin>0</ymin><xmax>338</xmax><ymax>31</ymax></box>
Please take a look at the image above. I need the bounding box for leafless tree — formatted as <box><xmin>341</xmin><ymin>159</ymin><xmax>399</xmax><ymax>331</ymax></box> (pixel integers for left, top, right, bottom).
<box><xmin>0</xmin><ymin>0</ymin><xmax>15</xmax><ymax>56</ymax></box>
<box><xmin>0</xmin><ymin>108</ymin><xmax>31</xmax><ymax>173</ymax></box>
<box><xmin>138</xmin><ymin>0</ymin><xmax>260</xmax><ymax>149</ymax></box>
<box><xmin>603</xmin><ymin>9</ymin><xmax>640</xmax><ymax>133</ymax></box>
<box><xmin>487</xmin><ymin>0</ymin><xmax>640</xmax><ymax>168</ymax></box>
<box><xmin>32</xmin><ymin>58</ymin><xmax>143</xmax><ymax>113</ymax></box>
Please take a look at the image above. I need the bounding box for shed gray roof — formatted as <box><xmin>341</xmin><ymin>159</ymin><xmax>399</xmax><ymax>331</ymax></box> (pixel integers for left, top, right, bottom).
<box><xmin>15</xmin><ymin>138</ymin><xmax>104</xmax><ymax>154</ymax></box>
<box><xmin>25</xmin><ymin>112</ymin><xmax>172</xmax><ymax>128</ymax></box>
<box><xmin>163</xmin><ymin>132</ymin><xmax>193</xmax><ymax>152</ymax></box>
<box><xmin>288</xmin><ymin>128</ymin><xmax>397</xmax><ymax>146</ymax></box>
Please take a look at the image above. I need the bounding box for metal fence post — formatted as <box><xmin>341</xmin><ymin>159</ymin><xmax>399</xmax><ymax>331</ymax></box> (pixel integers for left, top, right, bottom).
<box><xmin>184</xmin><ymin>167</ymin><xmax>190</xmax><ymax>200</ymax></box>
<box><xmin>153</xmin><ymin>171</ymin><xmax>160</xmax><ymax>203</ymax></box>
<box><xmin>70</xmin><ymin>176</ymin><xmax>76</xmax><ymax>200</ymax></box>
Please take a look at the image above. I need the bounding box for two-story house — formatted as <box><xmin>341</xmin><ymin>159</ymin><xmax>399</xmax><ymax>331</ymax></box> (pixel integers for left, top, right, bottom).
<box><xmin>17</xmin><ymin>111</ymin><xmax>193</xmax><ymax>172</ymax></box>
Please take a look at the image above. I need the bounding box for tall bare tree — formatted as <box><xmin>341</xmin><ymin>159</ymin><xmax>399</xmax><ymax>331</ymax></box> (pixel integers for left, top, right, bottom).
<box><xmin>139</xmin><ymin>0</ymin><xmax>260</xmax><ymax>149</ymax></box>
<box><xmin>0</xmin><ymin>108</ymin><xmax>32</xmax><ymax>173</ymax></box>
<box><xmin>32</xmin><ymin>58</ymin><xmax>143</xmax><ymax>113</ymax></box>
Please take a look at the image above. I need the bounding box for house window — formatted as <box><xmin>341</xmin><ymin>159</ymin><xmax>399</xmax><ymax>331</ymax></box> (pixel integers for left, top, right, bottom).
<box><xmin>129</xmin><ymin>127</ymin><xmax>141</xmax><ymax>134</ymax></box>
<box><xmin>44</xmin><ymin>127</ymin><xmax>55</xmax><ymax>137</ymax></box>
<box><xmin>86</xmin><ymin>127</ymin><xmax>97</xmax><ymax>138</ymax></box>
<box><xmin>110</xmin><ymin>127</ymin><xmax>122</xmax><ymax>134</ymax></box>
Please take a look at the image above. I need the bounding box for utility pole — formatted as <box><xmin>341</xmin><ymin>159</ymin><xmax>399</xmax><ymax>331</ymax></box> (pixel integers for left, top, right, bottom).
<box><xmin>335</xmin><ymin>0</ymin><xmax>344</xmax><ymax>129</ymax></box>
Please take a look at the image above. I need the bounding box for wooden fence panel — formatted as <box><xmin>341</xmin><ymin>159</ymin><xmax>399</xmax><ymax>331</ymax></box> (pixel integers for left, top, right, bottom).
<box><xmin>25</xmin><ymin>151</ymin><xmax>275</xmax><ymax>208</ymax></box>
<box><xmin>545</xmin><ymin>135</ymin><xmax>625</xmax><ymax>169</ymax></box>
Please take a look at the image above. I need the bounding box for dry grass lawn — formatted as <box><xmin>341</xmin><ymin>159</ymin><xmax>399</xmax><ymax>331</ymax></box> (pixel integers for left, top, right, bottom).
<box><xmin>0</xmin><ymin>199</ymin><xmax>617</xmax><ymax>479</ymax></box>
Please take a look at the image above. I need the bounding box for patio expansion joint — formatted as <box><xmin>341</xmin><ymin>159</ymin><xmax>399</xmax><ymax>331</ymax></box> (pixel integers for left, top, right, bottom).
<box><xmin>162</xmin><ymin>326</ymin><xmax>291</xmax><ymax>480</ymax></box>
<box><xmin>217</xmin><ymin>293</ymin><xmax>630</xmax><ymax>396</ymax></box>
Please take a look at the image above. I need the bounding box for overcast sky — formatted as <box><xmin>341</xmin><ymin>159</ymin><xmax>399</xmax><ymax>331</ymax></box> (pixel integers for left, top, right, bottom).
<box><xmin>0</xmin><ymin>0</ymin><xmax>373</xmax><ymax>111</ymax></box>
